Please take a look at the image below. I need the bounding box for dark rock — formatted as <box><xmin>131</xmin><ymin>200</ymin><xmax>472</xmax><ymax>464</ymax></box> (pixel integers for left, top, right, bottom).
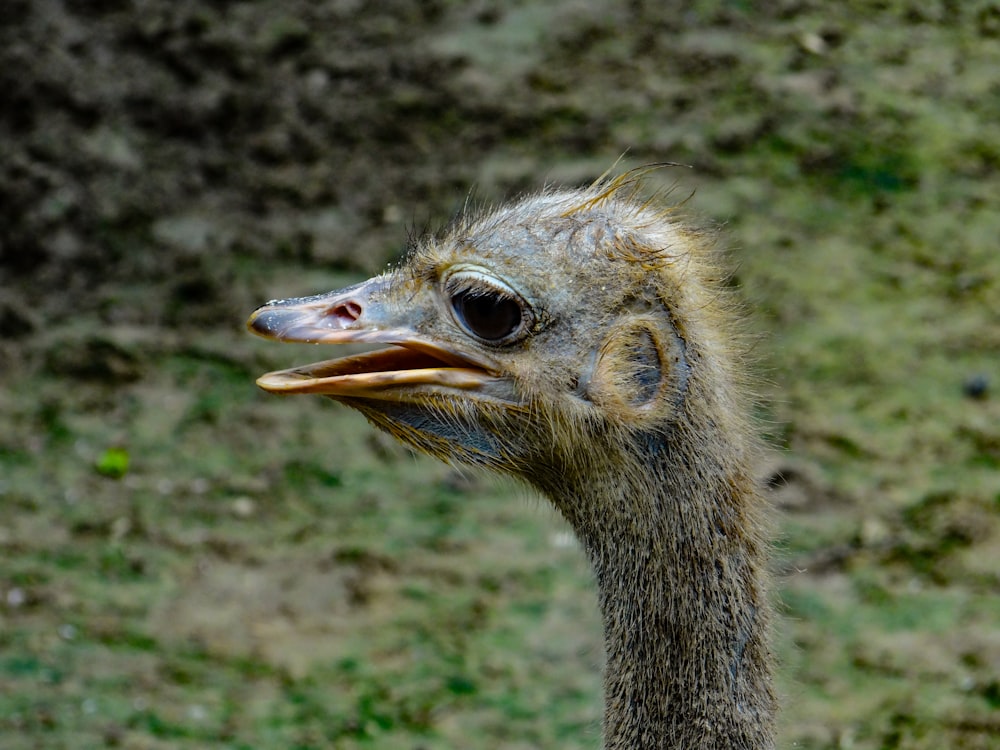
<box><xmin>963</xmin><ymin>374</ymin><xmax>990</xmax><ymax>401</ymax></box>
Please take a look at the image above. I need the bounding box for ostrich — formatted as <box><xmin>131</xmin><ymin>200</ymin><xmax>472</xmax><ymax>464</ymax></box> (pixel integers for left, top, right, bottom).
<box><xmin>247</xmin><ymin>170</ymin><xmax>777</xmax><ymax>749</ymax></box>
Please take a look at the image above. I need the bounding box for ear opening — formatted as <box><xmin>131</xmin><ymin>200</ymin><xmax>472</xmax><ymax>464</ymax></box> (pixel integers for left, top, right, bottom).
<box><xmin>583</xmin><ymin>314</ymin><xmax>690</xmax><ymax>421</ymax></box>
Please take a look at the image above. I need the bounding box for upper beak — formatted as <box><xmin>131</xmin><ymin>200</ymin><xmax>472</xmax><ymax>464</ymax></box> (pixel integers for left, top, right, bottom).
<box><xmin>247</xmin><ymin>276</ymin><xmax>501</xmax><ymax>398</ymax></box>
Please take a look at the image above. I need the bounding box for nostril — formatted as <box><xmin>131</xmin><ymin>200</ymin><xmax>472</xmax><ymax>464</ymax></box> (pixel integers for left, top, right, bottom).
<box><xmin>328</xmin><ymin>301</ymin><xmax>362</xmax><ymax>323</ymax></box>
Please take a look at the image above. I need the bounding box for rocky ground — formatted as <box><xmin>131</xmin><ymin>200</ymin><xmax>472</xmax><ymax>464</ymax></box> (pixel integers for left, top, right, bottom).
<box><xmin>2</xmin><ymin>1</ymin><xmax>999</xmax><ymax>748</ymax></box>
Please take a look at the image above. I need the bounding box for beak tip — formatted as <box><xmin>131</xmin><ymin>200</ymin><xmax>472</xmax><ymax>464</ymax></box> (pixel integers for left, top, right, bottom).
<box><xmin>247</xmin><ymin>306</ymin><xmax>289</xmax><ymax>340</ymax></box>
<box><xmin>255</xmin><ymin>370</ymin><xmax>292</xmax><ymax>392</ymax></box>
<box><xmin>246</xmin><ymin>311</ymin><xmax>262</xmax><ymax>335</ymax></box>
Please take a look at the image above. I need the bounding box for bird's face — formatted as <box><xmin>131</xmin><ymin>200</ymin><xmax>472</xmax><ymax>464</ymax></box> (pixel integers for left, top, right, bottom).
<box><xmin>248</xmin><ymin>190</ymin><xmax>692</xmax><ymax>480</ymax></box>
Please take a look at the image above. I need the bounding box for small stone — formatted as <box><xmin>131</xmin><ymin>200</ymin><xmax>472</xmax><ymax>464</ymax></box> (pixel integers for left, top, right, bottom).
<box><xmin>798</xmin><ymin>32</ymin><xmax>827</xmax><ymax>55</ymax></box>
<box><xmin>859</xmin><ymin>517</ymin><xmax>890</xmax><ymax>547</ymax></box>
<box><xmin>58</xmin><ymin>623</ymin><xmax>78</xmax><ymax>641</ymax></box>
<box><xmin>110</xmin><ymin>516</ymin><xmax>132</xmax><ymax>541</ymax></box>
<box><xmin>231</xmin><ymin>497</ymin><xmax>256</xmax><ymax>518</ymax></box>
<box><xmin>963</xmin><ymin>374</ymin><xmax>989</xmax><ymax>400</ymax></box>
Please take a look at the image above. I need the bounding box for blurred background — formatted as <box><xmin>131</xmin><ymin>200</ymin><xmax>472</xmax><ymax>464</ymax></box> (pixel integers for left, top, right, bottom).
<box><xmin>1</xmin><ymin>1</ymin><xmax>998</xmax><ymax>748</ymax></box>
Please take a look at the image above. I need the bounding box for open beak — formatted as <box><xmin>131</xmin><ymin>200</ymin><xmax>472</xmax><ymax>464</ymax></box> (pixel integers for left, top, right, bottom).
<box><xmin>247</xmin><ymin>277</ymin><xmax>501</xmax><ymax>399</ymax></box>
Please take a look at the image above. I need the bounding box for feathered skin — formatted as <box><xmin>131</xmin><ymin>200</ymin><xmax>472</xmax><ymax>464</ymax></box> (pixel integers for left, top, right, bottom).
<box><xmin>248</xmin><ymin>169</ymin><xmax>777</xmax><ymax>749</ymax></box>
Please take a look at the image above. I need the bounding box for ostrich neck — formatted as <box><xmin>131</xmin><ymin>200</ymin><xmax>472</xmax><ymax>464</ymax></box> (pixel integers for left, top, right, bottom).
<box><xmin>542</xmin><ymin>434</ymin><xmax>776</xmax><ymax>750</ymax></box>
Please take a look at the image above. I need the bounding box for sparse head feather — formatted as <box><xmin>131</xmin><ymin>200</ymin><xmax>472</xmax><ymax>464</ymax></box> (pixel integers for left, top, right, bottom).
<box><xmin>407</xmin><ymin>166</ymin><xmax>755</xmax><ymax>430</ymax></box>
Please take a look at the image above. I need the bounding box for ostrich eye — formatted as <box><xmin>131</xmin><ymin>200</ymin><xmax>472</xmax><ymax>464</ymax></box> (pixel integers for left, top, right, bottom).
<box><xmin>451</xmin><ymin>289</ymin><xmax>522</xmax><ymax>342</ymax></box>
<box><xmin>444</xmin><ymin>267</ymin><xmax>531</xmax><ymax>345</ymax></box>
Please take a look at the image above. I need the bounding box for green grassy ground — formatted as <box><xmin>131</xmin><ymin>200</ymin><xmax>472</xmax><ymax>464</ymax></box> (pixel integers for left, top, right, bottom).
<box><xmin>2</xmin><ymin>2</ymin><xmax>999</xmax><ymax>748</ymax></box>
